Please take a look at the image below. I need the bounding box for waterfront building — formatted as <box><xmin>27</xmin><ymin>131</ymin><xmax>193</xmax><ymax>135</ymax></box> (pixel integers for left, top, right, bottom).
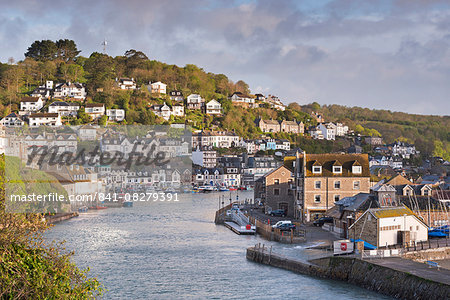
<box><xmin>85</xmin><ymin>103</ymin><xmax>105</xmax><ymax>119</ymax></box>
<box><xmin>294</xmin><ymin>152</ymin><xmax>371</xmax><ymax>221</ymax></box>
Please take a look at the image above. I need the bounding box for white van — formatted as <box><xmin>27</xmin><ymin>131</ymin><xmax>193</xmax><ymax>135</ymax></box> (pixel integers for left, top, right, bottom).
<box><xmin>272</xmin><ymin>220</ymin><xmax>292</xmax><ymax>228</ymax></box>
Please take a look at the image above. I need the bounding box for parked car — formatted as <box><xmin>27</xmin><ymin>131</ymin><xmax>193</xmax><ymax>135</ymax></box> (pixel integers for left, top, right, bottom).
<box><xmin>270</xmin><ymin>209</ymin><xmax>286</xmax><ymax>217</ymax></box>
<box><xmin>277</xmin><ymin>223</ymin><xmax>296</xmax><ymax>231</ymax></box>
<box><xmin>272</xmin><ymin>220</ymin><xmax>292</xmax><ymax>228</ymax></box>
<box><xmin>313</xmin><ymin>217</ymin><xmax>333</xmax><ymax>227</ymax></box>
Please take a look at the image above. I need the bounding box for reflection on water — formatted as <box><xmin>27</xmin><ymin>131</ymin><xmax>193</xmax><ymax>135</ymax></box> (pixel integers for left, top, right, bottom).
<box><xmin>46</xmin><ymin>191</ymin><xmax>391</xmax><ymax>299</ymax></box>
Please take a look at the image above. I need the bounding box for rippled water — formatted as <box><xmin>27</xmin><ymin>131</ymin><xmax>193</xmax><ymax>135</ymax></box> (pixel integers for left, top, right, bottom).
<box><xmin>46</xmin><ymin>191</ymin><xmax>391</xmax><ymax>299</ymax></box>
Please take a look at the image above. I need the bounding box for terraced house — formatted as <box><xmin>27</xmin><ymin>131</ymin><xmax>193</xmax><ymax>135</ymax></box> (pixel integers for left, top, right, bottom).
<box><xmin>294</xmin><ymin>153</ymin><xmax>371</xmax><ymax>222</ymax></box>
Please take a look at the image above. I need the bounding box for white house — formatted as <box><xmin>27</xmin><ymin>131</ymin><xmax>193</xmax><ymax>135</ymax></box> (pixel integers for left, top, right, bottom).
<box><xmin>20</xmin><ymin>97</ymin><xmax>44</xmax><ymax>114</ymax></box>
<box><xmin>349</xmin><ymin>206</ymin><xmax>428</xmax><ymax>247</ymax></box>
<box><xmin>149</xmin><ymin>81</ymin><xmax>167</xmax><ymax>94</ymax></box>
<box><xmin>335</xmin><ymin>123</ymin><xmax>349</xmax><ymax>136</ymax></box>
<box><xmin>85</xmin><ymin>103</ymin><xmax>105</xmax><ymax>120</ymax></box>
<box><xmin>116</xmin><ymin>78</ymin><xmax>136</xmax><ymax>90</ymax></box>
<box><xmin>171</xmin><ymin>103</ymin><xmax>185</xmax><ymax>117</ymax></box>
<box><xmin>53</xmin><ymin>82</ymin><xmax>86</xmax><ymax>100</ymax></box>
<box><xmin>78</xmin><ymin>125</ymin><xmax>98</xmax><ymax>140</ymax></box>
<box><xmin>28</xmin><ymin>113</ymin><xmax>62</xmax><ymax>128</ymax></box>
<box><xmin>30</xmin><ymin>80</ymin><xmax>53</xmax><ymax>99</ymax></box>
<box><xmin>48</xmin><ymin>101</ymin><xmax>80</xmax><ymax>117</ymax></box>
<box><xmin>318</xmin><ymin>123</ymin><xmax>336</xmax><ymax>140</ymax></box>
<box><xmin>186</xmin><ymin>94</ymin><xmax>205</xmax><ymax>110</ymax></box>
<box><xmin>230</xmin><ymin>92</ymin><xmax>254</xmax><ymax>104</ymax></box>
<box><xmin>0</xmin><ymin>113</ymin><xmax>25</xmax><ymax>127</ymax></box>
<box><xmin>206</xmin><ymin>99</ymin><xmax>222</xmax><ymax>115</ymax></box>
<box><xmin>150</xmin><ymin>103</ymin><xmax>172</xmax><ymax>120</ymax></box>
<box><xmin>106</xmin><ymin>109</ymin><xmax>125</xmax><ymax>122</ymax></box>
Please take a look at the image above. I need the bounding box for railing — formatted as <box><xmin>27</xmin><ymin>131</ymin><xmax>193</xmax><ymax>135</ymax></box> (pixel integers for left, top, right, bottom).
<box><xmin>388</xmin><ymin>238</ymin><xmax>450</xmax><ymax>252</ymax></box>
<box><xmin>362</xmin><ymin>248</ymin><xmax>403</xmax><ymax>259</ymax></box>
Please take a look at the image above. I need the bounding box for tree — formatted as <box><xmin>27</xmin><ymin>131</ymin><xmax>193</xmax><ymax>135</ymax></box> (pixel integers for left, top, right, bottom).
<box><xmin>235</xmin><ymin>80</ymin><xmax>250</xmax><ymax>95</ymax></box>
<box><xmin>25</xmin><ymin>40</ymin><xmax>58</xmax><ymax>61</ymax></box>
<box><xmin>99</xmin><ymin>115</ymin><xmax>108</xmax><ymax>126</ymax></box>
<box><xmin>55</xmin><ymin>39</ymin><xmax>81</xmax><ymax>62</ymax></box>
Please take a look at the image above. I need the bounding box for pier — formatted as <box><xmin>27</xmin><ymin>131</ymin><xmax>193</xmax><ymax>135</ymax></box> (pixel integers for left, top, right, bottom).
<box><xmin>247</xmin><ymin>244</ymin><xmax>450</xmax><ymax>300</ymax></box>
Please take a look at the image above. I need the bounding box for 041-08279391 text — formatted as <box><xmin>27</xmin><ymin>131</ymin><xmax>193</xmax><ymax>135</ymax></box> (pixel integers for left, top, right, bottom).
<box><xmin>98</xmin><ymin>192</ymin><xmax>179</xmax><ymax>202</ymax></box>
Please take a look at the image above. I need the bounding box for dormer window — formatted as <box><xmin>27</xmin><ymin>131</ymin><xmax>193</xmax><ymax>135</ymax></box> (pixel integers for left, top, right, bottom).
<box><xmin>312</xmin><ymin>166</ymin><xmax>322</xmax><ymax>174</ymax></box>
<box><xmin>352</xmin><ymin>166</ymin><xmax>362</xmax><ymax>174</ymax></box>
<box><xmin>333</xmin><ymin>166</ymin><xmax>342</xmax><ymax>174</ymax></box>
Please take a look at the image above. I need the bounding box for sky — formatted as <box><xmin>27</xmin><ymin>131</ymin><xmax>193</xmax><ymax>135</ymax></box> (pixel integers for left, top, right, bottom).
<box><xmin>0</xmin><ymin>0</ymin><xmax>449</xmax><ymax>115</ymax></box>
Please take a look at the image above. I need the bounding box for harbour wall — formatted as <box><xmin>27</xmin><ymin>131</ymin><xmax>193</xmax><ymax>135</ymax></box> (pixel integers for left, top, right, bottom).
<box><xmin>246</xmin><ymin>246</ymin><xmax>450</xmax><ymax>300</ymax></box>
<box><xmin>46</xmin><ymin>212</ymin><xmax>79</xmax><ymax>224</ymax></box>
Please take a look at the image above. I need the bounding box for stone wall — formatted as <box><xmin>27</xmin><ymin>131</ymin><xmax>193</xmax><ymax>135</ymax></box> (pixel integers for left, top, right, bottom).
<box><xmin>247</xmin><ymin>246</ymin><xmax>450</xmax><ymax>300</ymax></box>
<box><xmin>403</xmin><ymin>247</ymin><xmax>450</xmax><ymax>262</ymax></box>
<box><xmin>348</xmin><ymin>212</ymin><xmax>378</xmax><ymax>247</ymax></box>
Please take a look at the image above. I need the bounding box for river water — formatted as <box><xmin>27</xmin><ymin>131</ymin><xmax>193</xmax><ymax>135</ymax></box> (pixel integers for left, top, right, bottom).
<box><xmin>46</xmin><ymin>191</ymin><xmax>390</xmax><ymax>299</ymax></box>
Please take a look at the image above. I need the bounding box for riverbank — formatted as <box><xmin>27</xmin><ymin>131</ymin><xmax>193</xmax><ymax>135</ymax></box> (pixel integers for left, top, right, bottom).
<box><xmin>46</xmin><ymin>212</ymin><xmax>79</xmax><ymax>224</ymax></box>
<box><xmin>246</xmin><ymin>245</ymin><xmax>450</xmax><ymax>300</ymax></box>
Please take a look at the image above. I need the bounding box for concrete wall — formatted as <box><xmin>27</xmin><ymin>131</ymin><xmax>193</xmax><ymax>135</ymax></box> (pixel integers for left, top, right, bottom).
<box><xmin>247</xmin><ymin>247</ymin><xmax>450</xmax><ymax>300</ymax></box>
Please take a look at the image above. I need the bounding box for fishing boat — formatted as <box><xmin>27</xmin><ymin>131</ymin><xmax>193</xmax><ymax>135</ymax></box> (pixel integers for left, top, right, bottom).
<box><xmin>202</xmin><ymin>186</ymin><xmax>215</xmax><ymax>192</ymax></box>
<box><xmin>229</xmin><ymin>187</ymin><xmax>237</xmax><ymax>191</ymax></box>
<box><xmin>219</xmin><ymin>187</ymin><xmax>229</xmax><ymax>192</ymax></box>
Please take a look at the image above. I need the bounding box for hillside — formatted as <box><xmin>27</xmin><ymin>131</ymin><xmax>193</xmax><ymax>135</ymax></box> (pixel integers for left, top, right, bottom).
<box><xmin>301</xmin><ymin>103</ymin><xmax>449</xmax><ymax>159</ymax></box>
<box><xmin>0</xmin><ymin>39</ymin><xmax>448</xmax><ymax>159</ymax></box>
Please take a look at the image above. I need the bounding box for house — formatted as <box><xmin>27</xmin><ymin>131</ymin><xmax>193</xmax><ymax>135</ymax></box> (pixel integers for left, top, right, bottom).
<box><xmin>78</xmin><ymin>124</ymin><xmax>98</xmax><ymax>140</ymax></box>
<box><xmin>192</xmin><ymin>131</ymin><xmax>240</xmax><ymax>149</ymax></box>
<box><xmin>169</xmin><ymin>91</ymin><xmax>184</xmax><ymax>102</ymax></box>
<box><xmin>311</xmin><ymin>111</ymin><xmax>324</xmax><ymax>123</ymax></box>
<box><xmin>192</xmin><ymin>146</ymin><xmax>217</xmax><ymax>168</ymax></box>
<box><xmin>206</xmin><ymin>99</ymin><xmax>222</xmax><ymax>115</ymax></box>
<box><xmin>20</xmin><ymin>97</ymin><xmax>44</xmax><ymax>114</ymax></box>
<box><xmin>28</xmin><ymin>113</ymin><xmax>62</xmax><ymax>127</ymax></box>
<box><xmin>280</xmin><ymin>120</ymin><xmax>304</xmax><ymax>134</ymax></box>
<box><xmin>390</xmin><ymin>141</ymin><xmax>418</xmax><ymax>159</ymax></box>
<box><xmin>48</xmin><ymin>101</ymin><xmax>80</xmax><ymax>117</ymax></box>
<box><xmin>348</xmin><ymin>206</ymin><xmax>428</xmax><ymax>248</ymax></box>
<box><xmin>171</xmin><ymin>103</ymin><xmax>185</xmax><ymax>117</ymax></box>
<box><xmin>264</xmin><ymin>95</ymin><xmax>285</xmax><ymax>111</ymax></box>
<box><xmin>317</xmin><ymin>123</ymin><xmax>336</xmax><ymax>140</ymax></box>
<box><xmin>254</xmin><ymin>164</ymin><xmax>295</xmax><ymax>217</ymax></box>
<box><xmin>294</xmin><ymin>153</ymin><xmax>371</xmax><ymax>221</ymax></box>
<box><xmin>275</xmin><ymin>139</ymin><xmax>290</xmax><ymax>151</ymax></box>
<box><xmin>85</xmin><ymin>103</ymin><xmax>105</xmax><ymax>119</ymax></box>
<box><xmin>308</xmin><ymin>126</ymin><xmax>324</xmax><ymax>139</ymax></box>
<box><xmin>53</xmin><ymin>82</ymin><xmax>86</xmax><ymax>100</ymax></box>
<box><xmin>149</xmin><ymin>81</ymin><xmax>167</xmax><ymax>94</ymax></box>
<box><xmin>365</xmin><ymin>136</ymin><xmax>383</xmax><ymax>146</ymax></box>
<box><xmin>254</xmin><ymin>93</ymin><xmax>265</xmax><ymax>101</ymax></box>
<box><xmin>223</xmin><ymin>167</ymin><xmax>241</xmax><ymax>187</ymax></box>
<box><xmin>116</xmin><ymin>78</ymin><xmax>136</xmax><ymax>90</ymax></box>
<box><xmin>194</xmin><ymin>168</ymin><xmax>223</xmax><ymax>186</ymax></box>
<box><xmin>150</xmin><ymin>103</ymin><xmax>172</xmax><ymax>121</ymax></box>
<box><xmin>230</xmin><ymin>92</ymin><xmax>255</xmax><ymax>108</ymax></box>
<box><xmin>0</xmin><ymin>113</ymin><xmax>25</xmax><ymax>127</ymax></box>
<box><xmin>106</xmin><ymin>109</ymin><xmax>125</xmax><ymax>122</ymax></box>
<box><xmin>335</xmin><ymin>123</ymin><xmax>349</xmax><ymax>136</ymax></box>
<box><xmin>186</xmin><ymin>94</ymin><xmax>205</xmax><ymax>110</ymax></box>
<box><xmin>30</xmin><ymin>80</ymin><xmax>53</xmax><ymax>99</ymax></box>
<box><xmin>257</xmin><ymin>119</ymin><xmax>280</xmax><ymax>133</ymax></box>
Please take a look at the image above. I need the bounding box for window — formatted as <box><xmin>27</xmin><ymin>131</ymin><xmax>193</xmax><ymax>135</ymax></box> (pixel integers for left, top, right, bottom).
<box><xmin>416</xmin><ymin>226</ymin><xmax>419</xmax><ymax>230</ymax></box>
<box><xmin>334</xmin><ymin>195</ymin><xmax>340</xmax><ymax>202</ymax></box>
<box><xmin>315</xmin><ymin>181</ymin><xmax>321</xmax><ymax>189</ymax></box>
<box><xmin>423</xmin><ymin>189</ymin><xmax>429</xmax><ymax>196</ymax></box>
<box><xmin>312</xmin><ymin>166</ymin><xmax>322</xmax><ymax>174</ymax></box>
<box><xmin>274</xmin><ymin>179</ymin><xmax>280</xmax><ymax>185</ymax></box>
<box><xmin>288</xmin><ymin>189</ymin><xmax>293</xmax><ymax>196</ymax></box>
<box><xmin>333</xmin><ymin>166</ymin><xmax>342</xmax><ymax>174</ymax></box>
<box><xmin>274</xmin><ymin>188</ymin><xmax>280</xmax><ymax>196</ymax></box>
<box><xmin>353</xmin><ymin>181</ymin><xmax>360</xmax><ymax>190</ymax></box>
<box><xmin>334</xmin><ymin>181</ymin><xmax>341</xmax><ymax>189</ymax></box>
<box><xmin>352</xmin><ymin>166</ymin><xmax>362</xmax><ymax>174</ymax></box>
<box><xmin>314</xmin><ymin>195</ymin><xmax>321</xmax><ymax>203</ymax></box>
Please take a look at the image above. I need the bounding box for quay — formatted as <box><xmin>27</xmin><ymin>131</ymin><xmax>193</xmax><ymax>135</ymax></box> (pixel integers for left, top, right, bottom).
<box><xmin>246</xmin><ymin>244</ymin><xmax>450</xmax><ymax>300</ymax></box>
